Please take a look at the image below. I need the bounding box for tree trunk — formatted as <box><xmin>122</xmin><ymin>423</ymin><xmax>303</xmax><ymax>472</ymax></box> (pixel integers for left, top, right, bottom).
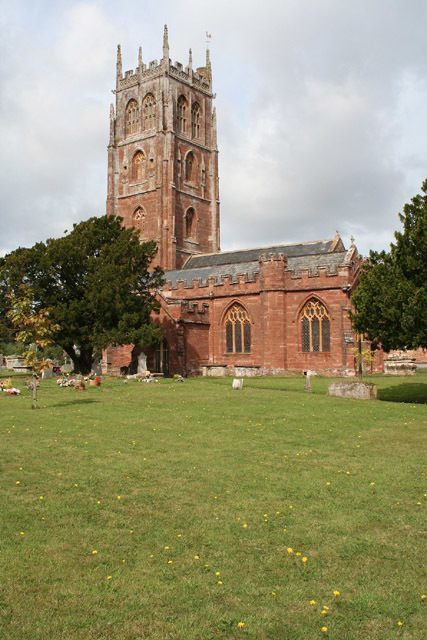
<box><xmin>64</xmin><ymin>345</ymin><xmax>94</xmax><ymax>374</ymax></box>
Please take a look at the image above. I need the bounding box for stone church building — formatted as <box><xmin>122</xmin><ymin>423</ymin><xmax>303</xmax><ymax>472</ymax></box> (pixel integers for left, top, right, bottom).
<box><xmin>104</xmin><ymin>27</ymin><xmax>369</xmax><ymax>377</ymax></box>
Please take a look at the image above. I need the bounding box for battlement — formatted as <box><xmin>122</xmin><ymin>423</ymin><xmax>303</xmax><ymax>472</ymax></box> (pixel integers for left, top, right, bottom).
<box><xmin>116</xmin><ymin>25</ymin><xmax>212</xmax><ymax>95</ymax></box>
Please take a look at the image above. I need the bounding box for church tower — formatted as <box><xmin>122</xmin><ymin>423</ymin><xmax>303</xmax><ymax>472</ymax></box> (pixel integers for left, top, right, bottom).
<box><xmin>106</xmin><ymin>26</ymin><xmax>220</xmax><ymax>270</ymax></box>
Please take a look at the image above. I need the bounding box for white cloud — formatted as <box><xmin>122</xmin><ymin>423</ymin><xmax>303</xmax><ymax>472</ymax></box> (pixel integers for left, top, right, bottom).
<box><xmin>0</xmin><ymin>0</ymin><xmax>426</xmax><ymax>257</ymax></box>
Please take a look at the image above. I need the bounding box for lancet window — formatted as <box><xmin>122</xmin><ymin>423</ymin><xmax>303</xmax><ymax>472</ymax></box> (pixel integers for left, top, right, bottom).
<box><xmin>185</xmin><ymin>207</ymin><xmax>196</xmax><ymax>239</ymax></box>
<box><xmin>131</xmin><ymin>151</ymin><xmax>146</xmax><ymax>182</ymax></box>
<box><xmin>142</xmin><ymin>94</ymin><xmax>156</xmax><ymax>130</ymax></box>
<box><xmin>132</xmin><ymin>207</ymin><xmax>145</xmax><ymax>234</ymax></box>
<box><xmin>125</xmin><ymin>99</ymin><xmax>139</xmax><ymax>136</ymax></box>
<box><xmin>185</xmin><ymin>151</ymin><xmax>195</xmax><ymax>182</ymax></box>
<box><xmin>191</xmin><ymin>102</ymin><xmax>200</xmax><ymax>139</ymax></box>
<box><xmin>177</xmin><ymin>95</ymin><xmax>188</xmax><ymax>134</ymax></box>
<box><xmin>224</xmin><ymin>304</ymin><xmax>251</xmax><ymax>354</ymax></box>
<box><xmin>300</xmin><ymin>298</ymin><xmax>331</xmax><ymax>352</ymax></box>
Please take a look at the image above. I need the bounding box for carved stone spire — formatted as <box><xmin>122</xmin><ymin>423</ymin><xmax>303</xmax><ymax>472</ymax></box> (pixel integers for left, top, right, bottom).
<box><xmin>162</xmin><ymin>24</ymin><xmax>169</xmax><ymax>60</ymax></box>
<box><xmin>188</xmin><ymin>48</ymin><xmax>193</xmax><ymax>71</ymax></box>
<box><xmin>116</xmin><ymin>44</ymin><xmax>122</xmax><ymax>81</ymax></box>
<box><xmin>138</xmin><ymin>46</ymin><xmax>143</xmax><ymax>68</ymax></box>
<box><xmin>205</xmin><ymin>46</ymin><xmax>212</xmax><ymax>83</ymax></box>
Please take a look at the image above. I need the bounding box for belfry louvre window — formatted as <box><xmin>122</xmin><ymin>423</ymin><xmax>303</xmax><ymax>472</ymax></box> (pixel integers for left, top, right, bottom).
<box><xmin>125</xmin><ymin>99</ymin><xmax>139</xmax><ymax>136</ymax></box>
<box><xmin>142</xmin><ymin>94</ymin><xmax>156</xmax><ymax>130</ymax></box>
<box><xmin>225</xmin><ymin>304</ymin><xmax>251</xmax><ymax>354</ymax></box>
<box><xmin>300</xmin><ymin>299</ymin><xmax>330</xmax><ymax>352</ymax></box>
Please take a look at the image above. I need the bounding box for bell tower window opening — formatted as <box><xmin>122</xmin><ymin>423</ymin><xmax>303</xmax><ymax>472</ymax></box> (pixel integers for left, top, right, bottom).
<box><xmin>300</xmin><ymin>298</ymin><xmax>330</xmax><ymax>352</ymax></box>
<box><xmin>224</xmin><ymin>304</ymin><xmax>251</xmax><ymax>354</ymax></box>
<box><xmin>191</xmin><ymin>102</ymin><xmax>200</xmax><ymax>139</ymax></box>
<box><xmin>177</xmin><ymin>95</ymin><xmax>187</xmax><ymax>134</ymax></box>
<box><xmin>142</xmin><ymin>93</ymin><xmax>156</xmax><ymax>130</ymax></box>
<box><xmin>125</xmin><ymin>99</ymin><xmax>139</xmax><ymax>136</ymax></box>
<box><xmin>131</xmin><ymin>151</ymin><xmax>146</xmax><ymax>183</ymax></box>
<box><xmin>185</xmin><ymin>207</ymin><xmax>196</xmax><ymax>239</ymax></box>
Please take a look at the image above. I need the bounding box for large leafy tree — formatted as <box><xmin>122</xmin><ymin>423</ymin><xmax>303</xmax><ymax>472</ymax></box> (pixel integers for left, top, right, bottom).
<box><xmin>0</xmin><ymin>216</ymin><xmax>164</xmax><ymax>373</ymax></box>
<box><xmin>351</xmin><ymin>180</ymin><xmax>427</xmax><ymax>351</ymax></box>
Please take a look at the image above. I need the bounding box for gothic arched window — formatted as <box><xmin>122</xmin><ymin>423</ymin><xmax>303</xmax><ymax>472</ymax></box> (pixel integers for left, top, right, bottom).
<box><xmin>131</xmin><ymin>151</ymin><xmax>146</xmax><ymax>182</ymax></box>
<box><xmin>185</xmin><ymin>207</ymin><xmax>196</xmax><ymax>239</ymax></box>
<box><xmin>142</xmin><ymin>94</ymin><xmax>156</xmax><ymax>130</ymax></box>
<box><xmin>177</xmin><ymin>95</ymin><xmax>187</xmax><ymax>134</ymax></box>
<box><xmin>132</xmin><ymin>207</ymin><xmax>145</xmax><ymax>235</ymax></box>
<box><xmin>125</xmin><ymin>99</ymin><xmax>139</xmax><ymax>136</ymax></box>
<box><xmin>224</xmin><ymin>304</ymin><xmax>251</xmax><ymax>354</ymax></box>
<box><xmin>185</xmin><ymin>151</ymin><xmax>195</xmax><ymax>182</ymax></box>
<box><xmin>191</xmin><ymin>102</ymin><xmax>200</xmax><ymax>139</ymax></box>
<box><xmin>300</xmin><ymin>298</ymin><xmax>331</xmax><ymax>352</ymax></box>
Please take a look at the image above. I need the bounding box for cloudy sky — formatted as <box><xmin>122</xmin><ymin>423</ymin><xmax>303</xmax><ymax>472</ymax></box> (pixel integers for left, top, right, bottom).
<box><xmin>0</xmin><ymin>0</ymin><xmax>426</xmax><ymax>258</ymax></box>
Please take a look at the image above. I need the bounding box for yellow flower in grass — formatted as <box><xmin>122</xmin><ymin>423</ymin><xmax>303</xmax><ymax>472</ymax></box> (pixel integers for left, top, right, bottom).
<box><xmin>322</xmin><ymin>605</ymin><xmax>329</xmax><ymax>611</ymax></box>
<box><xmin>217</xmin><ymin>580</ymin><xmax>223</xmax><ymax>585</ymax></box>
<box><xmin>106</xmin><ymin>575</ymin><xmax>112</xmax><ymax>580</ymax></box>
<box><xmin>15</xmin><ymin>480</ymin><xmax>21</xmax><ymax>485</ymax></box>
<box><xmin>397</xmin><ymin>620</ymin><xmax>404</xmax><ymax>627</ymax></box>
<box><xmin>287</xmin><ymin>547</ymin><xmax>293</xmax><ymax>554</ymax></box>
<box><xmin>302</xmin><ymin>556</ymin><xmax>308</xmax><ymax>563</ymax></box>
<box><xmin>193</xmin><ymin>555</ymin><xmax>200</xmax><ymax>560</ymax></box>
<box><xmin>296</xmin><ymin>552</ymin><xmax>302</xmax><ymax>557</ymax></box>
<box><xmin>167</xmin><ymin>560</ymin><xmax>173</xmax><ymax>564</ymax></box>
<box><xmin>321</xmin><ymin>626</ymin><xmax>328</xmax><ymax>633</ymax></box>
<box><xmin>242</xmin><ymin>523</ymin><xmax>248</xmax><ymax>529</ymax></box>
<box><xmin>215</xmin><ymin>571</ymin><xmax>221</xmax><ymax>576</ymax></box>
<box><xmin>237</xmin><ymin>621</ymin><xmax>245</xmax><ymax>629</ymax></box>
<box><xmin>333</xmin><ymin>590</ymin><xmax>340</xmax><ymax>597</ymax></box>
<box><xmin>421</xmin><ymin>594</ymin><xmax>426</xmax><ymax>600</ymax></box>
<box><xmin>309</xmin><ymin>600</ymin><xmax>316</xmax><ymax>606</ymax></box>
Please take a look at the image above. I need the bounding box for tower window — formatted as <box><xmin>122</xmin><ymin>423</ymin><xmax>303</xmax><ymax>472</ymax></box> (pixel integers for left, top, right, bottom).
<box><xmin>125</xmin><ymin>99</ymin><xmax>139</xmax><ymax>136</ymax></box>
<box><xmin>185</xmin><ymin>207</ymin><xmax>196</xmax><ymax>239</ymax></box>
<box><xmin>191</xmin><ymin>102</ymin><xmax>200</xmax><ymax>139</ymax></box>
<box><xmin>132</xmin><ymin>207</ymin><xmax>145</xmax><ymax>234</ymax></box>
<box><xmin>131</xmin><ymin>151</ymin><xmax>146</xmax><ymax>182</ymax></box>
<box><xmin>300</xmin><ymin>298</ymin><xmax>330</xmax><ymax>352</ymax></box>
<box><xmin>142</xmin><ymin>93</ymin><xmax>156</xmax><ymax>130</ymax></box>
<box><xmin>177</xmin><ymin>95</ymin><xmax>188</xmax><ymax>134</ymax></box>
<box><xmin>185</xmin><ymin>151</ymin><xmax>195</xmax><ymax>182</ymax></box>
<box><xmin>224</xmin><ymin>304</ymin><xmax>251</xmax><ymax>354</ymax></box>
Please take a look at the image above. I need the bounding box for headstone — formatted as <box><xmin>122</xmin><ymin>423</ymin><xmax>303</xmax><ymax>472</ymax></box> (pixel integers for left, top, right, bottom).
<box><xmin>137</xmin><ymin>352</ymin><xmax>147</xmax><ymax>374</ymax></box>
<box><xmin>41</xmin><ymin>367</ymin><xmax>53</xmax><ymax>379</ymax></box>
<box><xmin>92</xmin><ymin>360</ymin><xmax>102</xmax><ymax>376</ymax></box>
<box><xmin>303</xmin><ymin>371</ymin><xmax>312</xmax><ymax>392</ymax></box>
<box><xmin>328</xmin><ymin>382</ymin><xmax>377</xmax><ymax>400</ymax></box>
<box><xmin>232</xmin><ymin>378</ymin><xmax>244</xmax><ymax>390</ymax></box>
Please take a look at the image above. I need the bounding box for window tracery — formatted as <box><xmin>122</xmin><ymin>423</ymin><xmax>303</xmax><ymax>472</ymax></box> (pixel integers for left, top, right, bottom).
<box><xmin>177</xmin><ymin>95</ymin><xmax>187</xmax><ymax>134</ymax></box>
<box><xmin>131</xmin><ymin>151</ymin><xmax>146</xmax><ymax>182</ymax></box>
<box><xmin>191</xmin><ymin>102</ymin><xmax>200</xmax><ymax>138</ymax></box>
<box><xmin>300</xmin><ymin>299</ymin><xmax>330</xmax><ymax>352</ymax></box>
<box><xmin>224</xmin><ymin>304</ymin><xmax>251</xmax><ymax>354</ymax></box>
<box><xmin>142</xmin><ymin>94</ymin><xmax>156</xmax><ymax>130</ymax></box>
<box><xmin>132</xmin><ymin>207</ymin><xmax>145</xmax><ymax>234</ymax></box>
<box><xmin>125</xmin><ymin>99</ymin><xmax>139</xmax><ymax>136</ymax></box>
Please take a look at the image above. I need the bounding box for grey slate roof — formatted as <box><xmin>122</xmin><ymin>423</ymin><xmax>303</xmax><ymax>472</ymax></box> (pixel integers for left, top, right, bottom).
<box><xmin>184</xmin><ymin>239</ymin><xmax>336</xmax><ymax>269</ymax></box>
<box><xmin>164</xmin><ymin>239</ymin><xmax>351</xmax><ymax>289</ymax></box>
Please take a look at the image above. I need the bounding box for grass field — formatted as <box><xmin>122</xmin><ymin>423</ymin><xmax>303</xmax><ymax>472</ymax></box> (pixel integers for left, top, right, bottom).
<box><xmin>0</xmin><ymin>373</ymin><xmax>426</xmax><ymax>639</ymax></box>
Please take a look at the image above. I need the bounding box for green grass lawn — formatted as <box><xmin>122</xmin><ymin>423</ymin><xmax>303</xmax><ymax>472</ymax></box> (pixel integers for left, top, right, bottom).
<box><xmin>0</xmin><ymin>373</ymin><xmax>426</xmax><ymax>640</ymax></box>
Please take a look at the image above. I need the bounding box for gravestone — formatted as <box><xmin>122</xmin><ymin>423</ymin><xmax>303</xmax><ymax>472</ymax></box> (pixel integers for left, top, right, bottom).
<box><xmin>137</xmin><ymin>352</ymin><xmax>147</xmax><ymax>374</ymax></box>
<box><xmin>328</xmin><ymin>381</ymin><xmax>377</xmax><ymax>400</ymax></box>
<box><xmin>232</xmin><ymin>378</ymin><xmax>244</xmax><ymax>390</ymax></box>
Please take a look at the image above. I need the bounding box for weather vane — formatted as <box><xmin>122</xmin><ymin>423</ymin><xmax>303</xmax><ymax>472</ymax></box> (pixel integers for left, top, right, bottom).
<box><xmin>205</xmin><ymin>31</ymin><xmax>212</xmax><ymax>46</ymax></box>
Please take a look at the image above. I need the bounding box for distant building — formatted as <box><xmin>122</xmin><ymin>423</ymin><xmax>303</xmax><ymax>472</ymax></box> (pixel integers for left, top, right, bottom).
<box><xmin>104</xmin><ymin>27</ymin><xmax>381</xmax><ymax>377</ymax></box>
